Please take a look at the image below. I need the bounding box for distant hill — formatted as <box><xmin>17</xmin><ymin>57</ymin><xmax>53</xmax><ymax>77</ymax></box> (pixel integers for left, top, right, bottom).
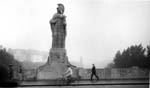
<box><xmin>7</xmin><ymin>49</ymin><xmax>48</xmax><ymax>69</ymax></box>
<box><xmin>8</xmin><ymin>48</ymin><xmax>48</xmax><ymax>62</ymax></box>
<box><xmin>8</xmin><ymin>48</ymin><xmax>83</xmax><ymax>69</ymax></box>
<box><xmin>21</xmin><ymin>61</ymin><xmax>45</xmax><ymax>69</ymax></box>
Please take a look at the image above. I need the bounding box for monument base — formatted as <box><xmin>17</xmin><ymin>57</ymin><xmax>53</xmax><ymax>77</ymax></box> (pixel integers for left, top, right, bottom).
<box><xmin>36</xmin><ymin>48</ymin><xmax>78</xmax><ymax>80</ymax></box>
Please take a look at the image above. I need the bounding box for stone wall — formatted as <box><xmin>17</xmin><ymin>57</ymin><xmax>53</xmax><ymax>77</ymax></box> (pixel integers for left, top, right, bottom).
<box><xmin>24</xmin><ymin>68</ymin><xmax>79</xmax><ymax>80</ymax></box>
<box><xmin>23</xmin><ymin>69</ymin><xmax>36</xmax><ymax>80</ymax></box>
<box><xmin>78</xmin><ymin>67</ymin><xmax>149</xmax><ymax>79</ymax></box>
<box><xmin>23</xmin><ymin>67</ymin><xmax>149</xmax><ymax>80</ymax></box>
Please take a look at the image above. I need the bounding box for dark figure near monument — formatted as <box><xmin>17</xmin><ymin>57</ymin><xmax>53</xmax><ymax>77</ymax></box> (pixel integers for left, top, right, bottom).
<box><xmin>50</xmin><ymin>3</ymin><xmax>66</xmax><ymax>48</ymax></box>
<box><xmin>19</xmin><ymin>65</ymin><xmax>24</xmax><ymax>81</ymax></box>
<box><xmin>90</xmin><ymin>64</ymin><xmax>99</xmax><ymax>81</ymax></box>
<box><xmin>8</xmin><ymin>64</ymin><xmax>13</xmax><ymax>81</ymax></box>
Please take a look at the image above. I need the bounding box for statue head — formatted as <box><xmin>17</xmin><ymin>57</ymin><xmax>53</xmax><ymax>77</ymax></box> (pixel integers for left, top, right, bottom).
<box><xmin>57</xmin><ymin>3</ymin><xmax>65</xmax><ymax>14</ymax></box>
<box><xmin>57</xmin><ymin>7</ymin><xmax>62</xmax><ymax>14</ymax></box>
<box><xmin>92</xmin><ymin>64</ymin><xmax>95</xmax><ymax>67</ymax></box>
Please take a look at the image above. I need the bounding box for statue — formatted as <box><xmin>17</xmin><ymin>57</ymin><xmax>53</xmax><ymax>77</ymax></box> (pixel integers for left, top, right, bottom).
<box><xmin>50</xmin><ymin>3</ymin><xmax>67</xmax><ymax>48</ymax></box>
<box><xmin>36</xmin><ymin>4</ymin><xmax>78</xmax><ymax>80</ymax></box>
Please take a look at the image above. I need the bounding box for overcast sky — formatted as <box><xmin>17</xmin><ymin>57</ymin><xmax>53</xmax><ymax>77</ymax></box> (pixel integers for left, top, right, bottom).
<box><xmin>0</xmin><ymin>0</ymin><xmax>149</xmax><ymax>68</ymax></box>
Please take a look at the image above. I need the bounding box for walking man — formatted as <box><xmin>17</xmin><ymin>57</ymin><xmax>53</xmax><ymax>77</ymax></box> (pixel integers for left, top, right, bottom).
<box><xmin>90</xmin><ymin>64</ymin><xmax>99</xmax><ymax>81</ymax></box>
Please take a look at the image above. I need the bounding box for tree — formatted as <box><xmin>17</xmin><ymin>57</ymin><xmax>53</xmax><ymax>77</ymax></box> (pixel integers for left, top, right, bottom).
<box><xmin>106</xmin><ymin>62</ymin><xmax>114</xmax><ymax>68</ymax></box>
<box><xmin>113</xmin><ymin>44</ymin><xmax>148</xmax><ymax>68</ymax></box>
<box><xmin>146</xmin><ymin>45</ymin><xmax>150</xmax><ymax>69</ymax></box>
<box><xmin>0</xmin><ymin>47</ymin><xmax>21</xmax><ymax>81</ymax></box>
<box><xmin>0</xmin><ymin>65</ymin><xmax>9</xmax><ymax>81</ymax></box>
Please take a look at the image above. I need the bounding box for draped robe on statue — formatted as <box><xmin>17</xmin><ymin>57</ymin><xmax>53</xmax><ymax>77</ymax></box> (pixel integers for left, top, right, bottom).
<box><xmin>50</xmin><ymin>13</ymin><xmax>66</xmax><ymax>48</ymax></box>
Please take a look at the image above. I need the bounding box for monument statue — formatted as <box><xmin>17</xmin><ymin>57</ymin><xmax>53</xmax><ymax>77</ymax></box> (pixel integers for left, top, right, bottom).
<box><xmin>50</xmin><ymin>3</ymin><xmax>66</xmax><ymax>48</ymax></box>
<box><xmin>36</xmin><ymin>4</ymin><xmax>77</xmax><ymax>80</ymax></box>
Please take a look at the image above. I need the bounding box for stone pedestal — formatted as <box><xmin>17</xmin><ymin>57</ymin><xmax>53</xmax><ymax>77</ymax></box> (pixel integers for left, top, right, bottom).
<box><xmin>36</xmin><ymin>48</ymin><xmax>75</xmax><ymax>80</ymax></box>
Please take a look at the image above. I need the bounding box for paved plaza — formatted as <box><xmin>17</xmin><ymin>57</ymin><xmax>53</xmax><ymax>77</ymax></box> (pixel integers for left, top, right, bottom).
<box><xmin>16</xmin><ymin>85</ymin><xmax>148</xmax><ymax>88</ymax></box>
<box><xmin>14</xmin><ymin>79</ymin><xmax>149</xmax><ymax>88</ymax></box>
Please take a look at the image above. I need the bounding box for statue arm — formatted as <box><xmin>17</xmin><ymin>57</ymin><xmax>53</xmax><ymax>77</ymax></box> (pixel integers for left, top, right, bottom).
<box><xmin>51</xmin><ymin>13</ymin><xmax>65</xmax><ymax>23</ymax></box>
<box><xmin>50</xmin><ymin>13</ymin><xmax>67</xmax><ymax>35</ymax></box>
<box><xmin>50</xmin><ymin>13</ymin><xmax>59</xmax><ymax>33</ymax></box>
<box><xmin>50</xmin><ymin>13</ymin><xmax>60</xmax><ymax>24</ymax></box>
<box><xmin>50</xmin><ymin>13</ymin><xmax>65</xmax><ymax>29</ymax></box>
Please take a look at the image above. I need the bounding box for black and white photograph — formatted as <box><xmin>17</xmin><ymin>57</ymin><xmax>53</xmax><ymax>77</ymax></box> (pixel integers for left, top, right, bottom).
<box><xmin>0</xmin><ymin>0</ymin><xmax>149</xmax><ymax>88</ymax></box>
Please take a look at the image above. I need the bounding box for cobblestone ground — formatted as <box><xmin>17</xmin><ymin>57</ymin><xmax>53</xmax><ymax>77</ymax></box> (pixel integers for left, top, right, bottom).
<box><xmin>8</xmin><ymin>79</ymin><xmax>149</xmax><ymax>88</ymax></box>
<box><xmin>16</xmin><ymin>85</ymin><xmax>148</xmax><ymax>88</ymax></box>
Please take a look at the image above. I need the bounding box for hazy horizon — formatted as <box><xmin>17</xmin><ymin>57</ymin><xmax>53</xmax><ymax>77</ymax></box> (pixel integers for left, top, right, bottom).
<box><xmin>0</xmin><ymin>0</ymin><xmax>149</xmax><ymax>68</ymax></box>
